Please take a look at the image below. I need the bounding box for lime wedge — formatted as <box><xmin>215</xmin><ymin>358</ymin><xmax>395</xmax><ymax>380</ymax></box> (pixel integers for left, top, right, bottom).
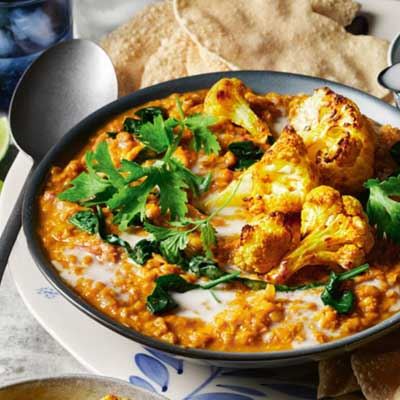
<box><xmin>0</xmin><ymin>117</ymin><xmax>10</xmax><ymax>162</ymax></box>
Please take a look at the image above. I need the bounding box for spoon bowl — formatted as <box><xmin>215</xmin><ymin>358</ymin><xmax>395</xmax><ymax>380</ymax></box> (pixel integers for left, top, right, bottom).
<box><xmin>0</xmin><ymin>39</ymin><xmax>118</xmax><ymax>281</ymax></box>
<box><xmin>9</xmin><ymin>39</ymin><xmax>118</xmax><ymax>159</ymax></box>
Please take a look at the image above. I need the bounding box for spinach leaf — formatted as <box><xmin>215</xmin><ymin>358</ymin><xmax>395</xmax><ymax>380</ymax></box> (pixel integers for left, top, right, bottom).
<box><xmin>128</xmin><ymin>239</ymin><xmax>160</xmax><ymax>265</ymax></box>
<box><xmin>200</xmin><ymin>271</ymin><xmax>240</xmax><ymax>290</ymax></box>
<box><xmin>135</xmin><ymin>106</ymin><xmax>167</xmax><ymax>122</ymax></box>
<box><xmin>107</xmin><ymin>131</ymin><xmax>118</xmax><ymax>139</ymax></box>
<box><xmin>188</xmin><ymin>256</ymin><xmax>225</xmax><ymax>279</ymax></box>
<box><xmin>228</xmin><ymin>141</ymin><xmax>264</xmax><ymax>170</ymax></box>
<box><xmin>69</xmin><ymin>210</ymin><xmax>99</xmax><ymax>234</ymax></box>
<box><xmin>321</xmin><ymin>272</ymin><xmax>355</xmax><ymax>314</ymax></box>
<box><xmin>123</xmin><ymin>117</ymin><xmax>143</xmax><ymax>134</ymax></box>
<box><xmin>123</xmin><ymin>107</ymin><xmax>167</xmax><ymax>135</ymax></box>
<box><xmin>320</xmin><ymin>264</ymin><xmax>369</xmax><ymax>314</ymax></box>
<box><xmin>147</xmin><ymin>274</ymin><xmax>198</xmax><ymax>314</ymax></box>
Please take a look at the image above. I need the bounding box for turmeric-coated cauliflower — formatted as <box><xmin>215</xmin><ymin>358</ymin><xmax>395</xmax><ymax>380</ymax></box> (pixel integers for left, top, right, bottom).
<box><xmin>205</xmin><ymin>127</ymin><xmax>319</xmax><ymax>215</ymax></box>
<box><xmin>233</xmin><ymin>212</ymin><xmax>300</xmax><ymax>274</ymax></box>
<box><xmin>204</xmin><ymin>78</ymin><xmax>272</xmax><ymax>142</ymax></box>
<box><xmin>267</xmin><ymin>186</ymin><xmax>375</xmax><ymax>283</ymax></box>
<box><xmin>288</xmin><ymin>87</ymin><xmax>376</xmax><ymax>193</ymax></box>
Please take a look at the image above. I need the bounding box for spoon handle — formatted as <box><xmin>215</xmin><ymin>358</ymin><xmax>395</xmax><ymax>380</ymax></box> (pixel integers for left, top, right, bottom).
<box><xmin>0</xmin><ymin>165</ymin><xmax>33</xmax><ymax>283</ymax></box>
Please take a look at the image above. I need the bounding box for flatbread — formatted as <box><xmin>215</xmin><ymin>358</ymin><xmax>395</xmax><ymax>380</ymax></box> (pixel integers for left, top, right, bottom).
<box><xmin>100</xmin><ymin>1</ymin><xmax>176</xmax><ymax>96</ymax></box>
<box><xmin>174</xmin><ymin>0</ymin><xmax>389</xmax><ymax>98</ymax></box>
<box><xmin>352</xmin><ymin>351</ymin><xmax>400</xmax><ymax>400</ymax></box>
<box><xmin>318</xmin><ymin>355</ymin><xmax>360</xmax><ymax>398</ymax></box>
<box><xmin>186</xmin><ymin>43</ymin><xmax>232</xmax><ymax>76</ymax></box>
<box><xmin>311</xmin><ymin>0</ymin><xmax>360</xmax><ymax>26</ymax></box>
<box><xmin>140</xmin><ymin>30</ymin><xmax>192</xmax><ymax>88</ymax></box>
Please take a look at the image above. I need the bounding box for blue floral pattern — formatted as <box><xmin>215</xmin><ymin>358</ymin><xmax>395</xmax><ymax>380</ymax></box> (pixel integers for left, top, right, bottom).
<box><xmin>36</xmin><ymin>287</ymin><xmax>317</xmax><ymax>399</ymax></box>
<box><xmin>36</xmin><ymin>287</ymin><xmax>60</xmax><ymax>299</ymax></box>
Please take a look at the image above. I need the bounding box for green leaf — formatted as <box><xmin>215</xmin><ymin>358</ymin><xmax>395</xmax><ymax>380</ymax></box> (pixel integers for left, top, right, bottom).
<box><xmin>170</xmin><ymin>158</ymin><xmax>211</xmax><ymax>196</ymax></box>
<box><xmin>58</xmin><ymin>171</ymin><xmax>112</xmax><ymax>203</ymax></box>
<box><xmin>124</xmin><ymin>117</ymin><xmax>143</xmax><ymax>134</ymax></box>
<box><xmin>127</xmin><ymin>239</ymin><xmax>160</xmax><ymax>265</ymax></box>
<box><xmin>144</xmin><ymin>222</ymin><xmax>189</xmax><ymax>264</ymax></box>
<box><xmin>364</xmin><ymin>175</ymin><xmax>400</xmax><ymax>243</ymax></box>
<box><xmin>136</xmin><ymin>115</ymin><xmax>173</xmax><ymax>153</ymax></box>
<box><xmin>87</xmin><ymin>141</ymin><xmax>126</xmax><ymax>189</ymax></box>
<box><xmin>135</xmin><ymin>106</ymin><xmax>167</xmax><ymax>122</ymax></box>
<box><xmin>188</xmin><ymin>256</ymin><xmax>224</xmax><ymax>279</ymax></box>
<box><xmin>199</xmin><ymin>222</ymin><xmax>217</xmax><ymax>258</ymax></box>
<box><xmin>119</xmin><ymin>159</ymin><xmax>149</xmax><ymax>183</ymax></box>
<box><xmin>158</xmin><ymin>168</ymin><xmax>188</xmax><ymax>220</ymax></box>
<box><xmin>184</xmin><ymin>114</ymin><xmax>220</xmax><ymax>155</ymax></box>
<box><xmin>107</xmin><ymin>131</ymin><xmax>118</xmax><ymax>138</ymax></box>
<box><xmin>69</xmin><ymin>210</ymin><xmax>99</xmax><ymax>234</ymax></box>
<box><xmin>321</xmin><ymin>272</ymin><xmax>355</xmax><ymax>314</ymax></box>
<box><xmin>228</xmin><ymin>140</ymin><xmax>264</xmax><ymax>170</ymax></box>
<box><xmin>147</xmin><ymin>274</ymin><xmax>198</xmax><ymax>314</ymax></box>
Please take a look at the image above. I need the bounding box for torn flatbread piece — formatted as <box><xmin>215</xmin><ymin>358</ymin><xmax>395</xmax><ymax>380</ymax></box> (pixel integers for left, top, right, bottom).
<box><xmin>174</xmin><ymin>0</ymin><xmax>388</xmax><ymax>97</ymax></box>
<box><xmin>101</xmin><ymin>1</ymin><xmax>176</xmax><ymax>96</ymax></box>
<box><xmin>311</xmin><ymin>0</ymin><xmax>360</xmax><ymax>26</ymax></box>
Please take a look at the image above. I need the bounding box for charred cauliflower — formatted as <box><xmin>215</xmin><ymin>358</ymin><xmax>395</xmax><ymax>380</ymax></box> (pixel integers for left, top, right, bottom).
<box><xmin>205</xmin><ymin>127</ymin><xmax>319</xmax><ymax>215</ymax></box>
<box><xmin>288</xmin><ymin>87</ymin><xmax>376</xmax><ymax>193</ymax></box>
<box><xmin>268</xmin><ymin>186</ymin><xmax>375</xmax><ymax>283</ymax></box>
<box><xmin>204</xmin><ymin>78</ymin><xmax>272</xmax><ymax>142</ymax></box>
<box><xmin>233</xmin><ymin>212</ymin><xmax>300</xmax><ymax>274</ymax></box>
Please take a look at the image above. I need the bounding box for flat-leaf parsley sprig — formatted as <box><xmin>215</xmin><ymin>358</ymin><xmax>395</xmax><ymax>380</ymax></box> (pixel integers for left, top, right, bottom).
<box><xmin>58</xmin><ymin>100</ymin><xmax>219</xmax><ymax>230</ymax></box>
<box><xmin>364</xmin><ymin>174</ymin><xmax>400</xmax><ymax>243</ymax></box>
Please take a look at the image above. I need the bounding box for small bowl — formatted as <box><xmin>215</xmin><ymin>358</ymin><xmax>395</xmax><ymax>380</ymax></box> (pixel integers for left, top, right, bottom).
<box><xmin>0</xmin><ymin>374</ymin><xmax>165</xmax><ymax>400</ymax></box>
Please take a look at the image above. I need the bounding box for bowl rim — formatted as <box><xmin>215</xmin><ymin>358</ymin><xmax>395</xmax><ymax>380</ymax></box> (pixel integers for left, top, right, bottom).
<box><xmin>0</xmin><ymin>373</ymin><xmax>165</xmax><ymax>399</ymax></box>
<box><xmin>23</xmin><ymin>70</ymin><xmax>400</xmax><ymax>363</ymax></box>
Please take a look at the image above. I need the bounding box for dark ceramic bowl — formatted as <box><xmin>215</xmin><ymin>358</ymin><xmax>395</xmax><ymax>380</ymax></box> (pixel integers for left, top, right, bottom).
<box><xmin>23</xmin><ymin>71</ymin><xmax>400</xmax><ymax>368</ymax></box>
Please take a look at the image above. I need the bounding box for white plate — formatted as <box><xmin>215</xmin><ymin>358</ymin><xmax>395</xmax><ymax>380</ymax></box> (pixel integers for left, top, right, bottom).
<box><xmin>1</xmin><ymin>155</ymin><xmax>318</xmax><ymax>400</ymax></box>
<box><xmin>1</xmin><ymin>2</ymin><xmax>399</xmax><ymax>398</ymax></box>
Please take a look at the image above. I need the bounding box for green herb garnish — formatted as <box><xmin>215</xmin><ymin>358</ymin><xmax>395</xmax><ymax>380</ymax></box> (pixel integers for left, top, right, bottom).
<box><xmin>228</xmin><ymin>140</ymin><xmax>264</xmax><ymax>170</ymax></box>
<box><xmin>69</xmin><ymin>210</ymin><xmax>99</xmax><ymax>234</ymax></box>
<box><xmin>364</xmin><ymin>175</ymin><xmax>400</xmax><ymax>243</ymax></box>
<box><xmin>146</xmin><ymin>271</ymin><xmax>240</xmax><ymax>314</ymax></box>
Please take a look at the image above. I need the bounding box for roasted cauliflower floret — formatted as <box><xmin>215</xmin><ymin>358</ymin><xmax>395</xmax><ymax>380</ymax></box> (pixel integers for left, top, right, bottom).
<box><xmin>205</xmin><ymin>127</ymin><xmax>319</xmax><ymax>215</ymax></box>
<box><xmin>233</xmin><ymin>212</ymin><xmax>300</xmax><ymax>274</ymax></box>
<box><xmin>288</xmin><ymin>87</ymin><xmax>376</xmax><ymax>193</ymax></box>
<box><xmin>204</xmin><ymin>78</ymin><xmax>271</xmax><ymax>142</ymax></box>
<box><xmin>267</xmin><ymin>186</ymin><xmax>375</xmax><ymax>283</ymax></box>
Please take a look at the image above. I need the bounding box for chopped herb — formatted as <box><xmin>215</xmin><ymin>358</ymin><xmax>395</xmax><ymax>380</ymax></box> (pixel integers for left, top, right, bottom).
<box><xmin>267</xmin><ymin>135</ymin><xmax>275</xmax><ymax>145</ymax></box>
<box><xmin>364</xmin><ymin>175</ymin><xmax>400</xmax><ymax>243</ymax></box>
<box><xmin>107</xmin><ymin>131</ymin><xmax>118</xmax><ymax>139</ymax></box>
<box><xmin>228</xmin><ymin>140</ymin><xmax>264</xmax><ymax>170</ymax></box>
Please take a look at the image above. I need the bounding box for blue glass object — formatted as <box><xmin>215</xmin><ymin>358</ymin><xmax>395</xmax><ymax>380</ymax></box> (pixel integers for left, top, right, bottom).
<box><xmin>0</xmin><ymin>0</ymin><xmax>73</xmax><ymax>112</ymax></box>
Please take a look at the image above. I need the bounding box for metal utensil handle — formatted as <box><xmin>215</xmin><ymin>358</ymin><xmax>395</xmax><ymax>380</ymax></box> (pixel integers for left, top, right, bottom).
<box><xmin>0</xmin><ymin>164</ymin><xmax>34</xmax><ymax>283</ymax></box>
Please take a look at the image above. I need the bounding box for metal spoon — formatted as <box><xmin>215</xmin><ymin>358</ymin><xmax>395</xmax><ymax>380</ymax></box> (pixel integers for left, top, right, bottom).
<box><xmin>378</xmin><ymin>62</ymin><xmax>400</xmax><ymax>108</ymax></box>
<box><xmin>0</xmin><ymin>39</ymin><xmax>118</xmax><ymax>281</ymax></box>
